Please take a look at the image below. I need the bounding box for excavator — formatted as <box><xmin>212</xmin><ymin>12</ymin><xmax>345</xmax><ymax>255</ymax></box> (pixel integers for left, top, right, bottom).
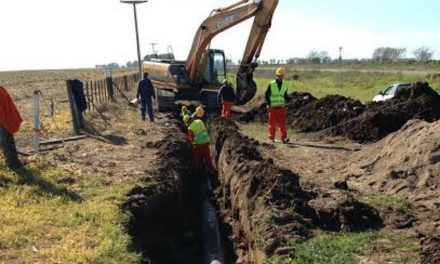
<box><xmin>142</xmin><ymin>0</ymin><xmax>278</xmax><ymax>111</ymax></box>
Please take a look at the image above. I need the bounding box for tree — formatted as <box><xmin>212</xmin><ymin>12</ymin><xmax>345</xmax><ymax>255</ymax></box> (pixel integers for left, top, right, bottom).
<box><xmin>307</xmin><ymin>50</ymin><xmax>331</xmax><ymax>63</ymax></box>
<box><xmin>413</xmin><ymin>47</ymin><xmax>434</xmax><ymax>62</ymax></box>
<box><xmin>372</xmin><ymin>47</ymin><xmax>406</xmax><ymax>62</ymax></box>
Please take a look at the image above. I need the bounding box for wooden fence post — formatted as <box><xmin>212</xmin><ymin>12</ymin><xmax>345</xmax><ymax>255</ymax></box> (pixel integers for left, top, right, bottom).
<box><xmin>66</xmin><ymin>80</ymin><xmax>81</xmax><ymax>134</ymax></box>
<box><xmin>106</xmin><ymin>77</ymin><xmax>114</xmax><ymax>101</ymax></box>
<box><xmin>0</xmin><ymin>126</ymin><xmax>21</xmax><ymax>169</ymax></box>
<box><xmin>123</xmin><ymin>76</ymin><xmax>129</xmax><ymax>91</ymax></box>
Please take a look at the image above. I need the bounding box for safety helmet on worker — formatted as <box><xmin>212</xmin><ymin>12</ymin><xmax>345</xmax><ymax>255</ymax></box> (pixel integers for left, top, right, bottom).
<box><xmin>195</xmin><ymin>106</ymin><xmax>205</xmax><ymax>118</ymax></box>
<box><xmin>276</xmin><ymin>68</ymin><xmax>285</xmax><ymax>76</ymax></box>
<box><xmin>223</xmin><ymin>79</ymin><xmax>230</xmax><ymax>85</ymax></box>
<box><xmin>183</xmin><ymin>115</ymin><xmax>191</xmax><ymax>125</ymax></box>
<box><xmin>182</xmin><ymin>105</ymin><xmax>188</xmax><ymax>112</ymax></box>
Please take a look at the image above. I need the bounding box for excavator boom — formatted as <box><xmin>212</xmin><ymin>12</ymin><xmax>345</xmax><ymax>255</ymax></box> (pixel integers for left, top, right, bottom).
<box><xmin>185</xmin><ymin>0</ymin><xmax>279</xmax><ymax>105</ymax></box>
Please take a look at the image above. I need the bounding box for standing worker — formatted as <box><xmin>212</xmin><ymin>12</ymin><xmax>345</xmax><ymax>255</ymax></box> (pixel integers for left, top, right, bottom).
<box><xmin>265</xmin><ymin>68</ymin><xmax>290</xmax><ymax>143</ymax></box>
<box><xmin>217</xmin><ymin>80</ymin><xmax>235</xmax><ymax>119</ymax></box>
<box><xmin>187</xmin><ymin>118</ymin><xmax>214</xmax><ymax>173</ymax></box>
<box><xmin>0</xmin><ymin>86</ymin><xmax>23</xmax><ymax>169</ymax></box>
<box><xmin>136</xmin><ymin>72</ymin><xmax>156</xmax><ymax>122</ymax></box>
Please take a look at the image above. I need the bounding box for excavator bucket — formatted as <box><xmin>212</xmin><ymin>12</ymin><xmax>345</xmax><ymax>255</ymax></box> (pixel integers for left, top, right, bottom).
<box><xmin>236</xmin><ymin>71</ymin><xmax>257</xmax><ymax>105</ymax></box>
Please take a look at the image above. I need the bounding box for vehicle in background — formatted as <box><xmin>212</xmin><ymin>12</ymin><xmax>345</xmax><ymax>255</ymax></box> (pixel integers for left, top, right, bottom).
<box><xmin>372</xmin><ymin>83</ymin><xmax>412</xmax><ymax>102</ymax></box>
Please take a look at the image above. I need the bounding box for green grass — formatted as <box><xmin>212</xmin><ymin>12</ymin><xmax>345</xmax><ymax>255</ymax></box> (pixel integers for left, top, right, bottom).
<box><xmin>265</xmin><ymin>232</ymin><xmax>377</xmax><ymax>264</ymax></box>
<box><xmin>265</xmin><ymin>229</ymin><xmax>419</xmax><ymax>264</ymax></box>
<box><xmin>361</xmin><ymin>194</ymin><xmax>410</xmax><ymax>214</ymax></box>
<box><xmin>0</xmin><ymin>161</ymin><xmax>141</xmax><ymax>263</ymax></box>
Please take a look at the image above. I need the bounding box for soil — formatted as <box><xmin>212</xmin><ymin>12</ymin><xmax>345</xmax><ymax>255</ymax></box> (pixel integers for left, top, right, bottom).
<box><xmin>239</xmin><ymin>117</ymin><xmax>440</xmax><ymax>263</ymax></box>
<box><xmin>209</xmin><ymin>118</ymin><xmax>381</xmax><ymax>263</ymax></box>
<box><xmin>238</xmin><ymin>81</ymin><xmax>440</xmax><ymax>143</ymax></box>
<box><xmin>122</xmin><ymin>118</ymin><xmax>204</xmax><ymax>263</ymax></box>
<box><xmin>338</xmin><ymin>82</ymin><xmax>440</xmax><ymax>142</ymax></box>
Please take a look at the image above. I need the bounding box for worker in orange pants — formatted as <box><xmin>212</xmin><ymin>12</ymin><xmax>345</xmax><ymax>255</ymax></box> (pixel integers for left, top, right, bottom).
<box><xmin>265</xmin><ymin>68</ymin><xmax>290</xmax><ymax>143</ymax></box>
<box><xmin>218</xmin><ymin>80</ymin><xmax>235</xmax><ymax>119</ymax></box>
<box><xmin>187</xmin><ymin>118</ymin><xmax>214</xmax><ymax>173</ymax></box>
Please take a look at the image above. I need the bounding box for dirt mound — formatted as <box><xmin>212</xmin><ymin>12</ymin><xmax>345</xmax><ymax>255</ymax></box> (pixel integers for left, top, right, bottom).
<box><xmin>236</xmin><ymin>92</ymin><xmax>316</xmax><ymax>124</ymax></box>
<box><xmin>292</xmin><ymin>94</ymin><xmax>364</xmax><ymax>132</ymax></box>
<box><xmin>339</xmin><ymin>82</ymin><xmax>440</xmax><ymax>142</ymax></box>
<box><xmin>347</xmin><ymin>119</ymin><xmax>440</xmax><ymax>198</ymax></box>
<box><xmin>209</xmin><ymin>118</ymin><xmax>381</xmax><ymax>263</ymax></box>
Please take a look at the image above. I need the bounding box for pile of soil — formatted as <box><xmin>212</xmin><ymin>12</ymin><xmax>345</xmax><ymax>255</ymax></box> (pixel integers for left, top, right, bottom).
<box><xmin>347</xmin><ymin>119</ymin><xmax>440</xmax><ymax>200</ymax></box>
<box><xmin>122</xmin><ymin>124</ymin><xmax>202</xmax><ymax>263</ymax></box>
<box><xmin>236</xmin><ymin>92</ymin><xmax>316</xmax><ymax>124</ymax></box>
<box><xmin>344</xmin><ymin>119</ymin><xmax>440</xmax><ymax>262</ymax></box>
<box><xmin>292</xmin><ymin>95</ymin><xmax>364</xmax><ymax>132</ymax></box>
<box><xmin>338</xmin><ymin>82</ymin><xmax>440</xmax><ymax>142</ymax></box>
<box><xmin>209</xmin><ymin>118</ymin><xmax>381</xmax><ymax>263</ymax></box>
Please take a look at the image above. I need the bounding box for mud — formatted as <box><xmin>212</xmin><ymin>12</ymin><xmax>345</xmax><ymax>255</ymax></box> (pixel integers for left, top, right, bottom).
<box><xmin>239</xmin><ymin>82</ymin><xmax>440</xmax><ymax>143</ymax></box>
<box><xmin>208</xmin><ymin>118</ymin><xmax>381</xmax><ymax>263</ymax></box>
<box><xmin>236</xmin><ymin>92</ymin><xmax>316</xmax><ymax>124</ymax></box>
<box><xmin>122</xmin><ymin>124</ymin><xmax>203</xmax><ymax>263</ymax></box>
<box><xmin>338</xmin><ymin>82</ymin><xmax>440</xmax><ymax>142</ymax></box>
<box><xmin>292</xmin><ymin>95</ymin><xmax>364</xmax><ymax>132</ymax></box>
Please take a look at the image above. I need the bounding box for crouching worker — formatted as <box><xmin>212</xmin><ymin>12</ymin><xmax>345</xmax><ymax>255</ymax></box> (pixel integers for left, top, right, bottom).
<box><xmin>187</xmin><ymin>118</ymin><xmax>214</xmax><ymax>174</ymax></box>
<box><xmin>191</xmin><ymin>106</ymin><xmax>209</xmax><ymax>123</ymax></box>
<box><xmin>181</xmin><ymin>106</ymin><xmax>192</xmax><ymax>125</ymax></box>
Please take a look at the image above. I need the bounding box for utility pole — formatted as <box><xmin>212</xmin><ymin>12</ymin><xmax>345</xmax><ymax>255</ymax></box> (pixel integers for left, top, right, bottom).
<box><xmin>149</xmin><ymin>43</ymin><xmax>158</xmax><ymax>58</ymax></box>
<box><xmin>121</xmin><ymin>0</ymin><xmax>148</xmax><ymax>80</ymax></box>
<box><xmin>339</xmin><ymin>47</ymin><xmax>343</xmax><ymax>63</ymax></box>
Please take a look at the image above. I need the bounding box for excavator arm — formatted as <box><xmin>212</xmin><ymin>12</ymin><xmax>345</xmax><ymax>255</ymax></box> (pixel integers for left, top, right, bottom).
<box><xmin>185</xmin><ymin>0</ymin><xmax>279</xmax><ymax>105</ymax></box>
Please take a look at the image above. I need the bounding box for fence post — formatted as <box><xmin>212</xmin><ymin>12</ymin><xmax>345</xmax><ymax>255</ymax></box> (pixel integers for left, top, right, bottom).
<box><xmin>66</xmin><ymin>80</ymin><xmax>81</xmax><ymax>134</ymax></box>
<box><xmin>123</xmin><ymin>76</ymin><xmax>129</xmax><ymax>91</ymax></box>
<box><xmin>106</xmin><ymin>77</ymin><xmax>114</xmax><ymax>101</ymax></box>
<box><xmin>0</xmin><ymin>126</ymin><xmax>21</xmax><ymax>169</ymax></box>
<box><xmin>34</xmin><ymin>91</ymin><xmax>40</xmax><ymax>153</ymax></box>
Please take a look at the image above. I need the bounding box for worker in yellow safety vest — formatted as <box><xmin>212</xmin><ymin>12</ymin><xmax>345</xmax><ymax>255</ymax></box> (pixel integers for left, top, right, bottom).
<box><xmin>187</xmin><ymin>118</ymin><xmax>214</xmax><ymax>172</ymax></box>
<box><xmin>264</xmin><ymin>68</ymin><xmax>291</xmax><ymax>143</ymax></box>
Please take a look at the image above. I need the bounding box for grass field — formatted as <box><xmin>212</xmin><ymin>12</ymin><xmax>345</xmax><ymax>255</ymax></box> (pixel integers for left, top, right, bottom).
<box><xmin>0</xmin><ymin>161</ymin><xmax>141</xmax><ymax>264</ymax></box>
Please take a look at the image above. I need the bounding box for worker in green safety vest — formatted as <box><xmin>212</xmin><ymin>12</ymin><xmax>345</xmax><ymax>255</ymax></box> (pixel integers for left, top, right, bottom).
<box><xmin>264</xmin><ymin>68</ymin><xmax>291</xmax><ymax>143</ymax></box>
<box><xmin>187</xmin><ymin>118</ymin><xmax>214</xmax><ymax>172</ymax></box>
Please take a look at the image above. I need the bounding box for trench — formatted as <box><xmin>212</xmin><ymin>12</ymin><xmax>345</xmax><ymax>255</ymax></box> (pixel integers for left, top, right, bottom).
<box><xmin>122</xmin><ymin>117</ymin><xmax>236</xmax><ymax>264</ymax></box>
<box><xmin>122</xmin><ymin>117</ymin><xmax>383</xmax><ymax>264</ymax></box>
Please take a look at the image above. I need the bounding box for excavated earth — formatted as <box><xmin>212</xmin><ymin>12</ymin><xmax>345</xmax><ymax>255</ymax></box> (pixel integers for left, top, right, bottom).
<box><xmin>238</xmin><ymin>82</ymin><xmax>440</xmax><ymax>143</ymax></box>
<box><xmin>208</xmin><ymin>118</ymin><xmax>381</xmax><ymax>263</ymax></box>
<box><xmin>122</xmin><ymin>117</ymin><xmax>382</xmax><ymax>263</ymax></box>
<box><xmin>343</xmin><ymin>119</ymin><xmax>440</xmax><ymax>264</ymax></box>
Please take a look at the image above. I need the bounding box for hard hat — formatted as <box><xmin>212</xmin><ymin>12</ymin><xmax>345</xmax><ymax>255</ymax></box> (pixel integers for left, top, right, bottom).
<box><xmin>195</xmin><ymin>106</ymin><xmax>204</xmax><ymax>118</ymax></box>
<box><xmin>223</xmin><ymin>79</ymin><xmax>229</xmax><ymax>85</ymax></box>
<box><xmin>181</xmin><ymin>105</ymin><xmax>188</xmax><ymax>112</ymax></box>
<box><xmin>183</xmin><ymin>115</ymin><xmax>190</xmax><ymax>124</ymax></box>
<box><xmin>276</xmin><ymin>68</ymin><xmax>285</xmax><ymax>76</ymax></box>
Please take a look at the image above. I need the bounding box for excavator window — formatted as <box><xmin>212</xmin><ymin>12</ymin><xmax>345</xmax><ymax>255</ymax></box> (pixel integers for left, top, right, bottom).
<box><xmin>203</xmin><ymin>50</ymin><xmax>227</xmax><ymax>84</ymax></box>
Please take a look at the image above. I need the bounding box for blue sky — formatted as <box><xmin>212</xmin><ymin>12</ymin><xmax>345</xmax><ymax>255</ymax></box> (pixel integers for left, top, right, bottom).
<box><xmin>0</xmin><ymin>0</ymin><xmax>439</xmax><ymax>70</ymax></box>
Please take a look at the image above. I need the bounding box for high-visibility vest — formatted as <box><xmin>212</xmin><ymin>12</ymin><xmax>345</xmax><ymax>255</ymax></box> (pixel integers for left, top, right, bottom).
<box><xmin>269</xmin><ymin>80</ymin><xmax>288</xmax><ymax>107</ymax></box>
<box><xmin>189</xmin><ymin>119</ymin><xmax>210</xmax><ymax>145</ymax></box>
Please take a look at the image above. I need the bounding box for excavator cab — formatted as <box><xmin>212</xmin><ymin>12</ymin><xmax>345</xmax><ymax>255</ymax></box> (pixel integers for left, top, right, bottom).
<box><xmin>203</xmin><ymin>49</ymin><xmax>227</xmax><ymax>84</ymax></box>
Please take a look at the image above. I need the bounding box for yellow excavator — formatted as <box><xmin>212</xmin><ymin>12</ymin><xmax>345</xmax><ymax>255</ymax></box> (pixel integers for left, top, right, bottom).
<box><xmin>142</xmin><ymin>0</ymin><xmax>278</xmax><ymax>111</ymax></box>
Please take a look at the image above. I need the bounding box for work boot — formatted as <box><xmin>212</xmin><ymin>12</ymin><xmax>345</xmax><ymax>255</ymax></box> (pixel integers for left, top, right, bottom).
<box><xmin>282</xmin><ymin>138</ymin><xmax>290</xmax><ymax>144</ymax></box>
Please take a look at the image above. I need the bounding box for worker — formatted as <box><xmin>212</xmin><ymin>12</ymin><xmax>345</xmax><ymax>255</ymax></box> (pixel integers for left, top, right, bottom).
<box><xmin>181</xmin><ymin>105</ymin><xmax>192</xmax><ymax>120</ymax></box>
<box><xmin>0</xmin><ymin>86</ymin><xmax>23</xmax><ymax>169</ymax></box>
<box><xmin>191</xmin><ymin>106</ymin><xmax>209</xmax><ymax>123</ymax></box>
<box><xmin>136</xmin><ymin>72</ymin><xmax>156</xmax><ymax>122</ymax></box>
<box><xmin>265</xmin><ymin>68</ymin><xmax>290</xmax><ymax>143</ymax></box>
<box><xmin>217</xmin><ymin>80</ymin><xmax>236</xmax><ymax>119</ymax></box>
<box><xmin>187</xmin><ymin>118</ymin><xmax>214</xmax><ymax>173</ymax></box>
